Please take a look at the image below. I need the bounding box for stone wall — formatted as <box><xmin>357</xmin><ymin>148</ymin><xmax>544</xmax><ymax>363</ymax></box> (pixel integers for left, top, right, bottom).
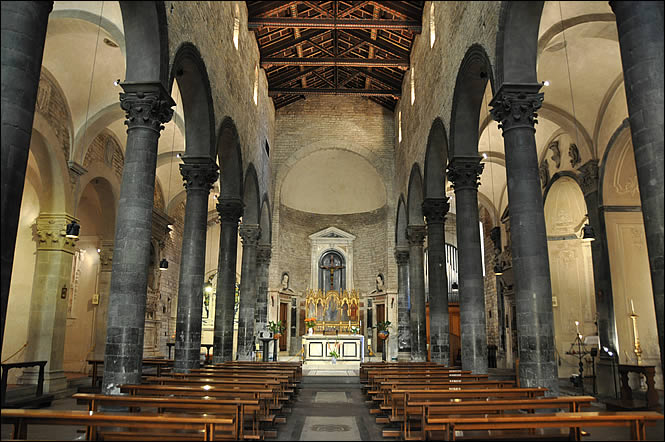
<box><xmin>36</xmin><ymin>67</ymin><xmax>72</xmax><ymax>161</ymax></box>
<box><xmin>270</xmin><ymin>95</ymin><xmax>396</xmax><ymax>293</ymax></box>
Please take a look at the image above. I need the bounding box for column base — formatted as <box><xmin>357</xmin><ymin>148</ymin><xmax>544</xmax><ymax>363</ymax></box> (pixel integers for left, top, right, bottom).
<box><xmin>596</xmin><ymin>357</ymin><xmax>620</xmax><ymax>399</ymax></box>
<box><xmin>19</xmin><ymin>368</ymin><xmax>67</xmax><ymax>394</ymax></box>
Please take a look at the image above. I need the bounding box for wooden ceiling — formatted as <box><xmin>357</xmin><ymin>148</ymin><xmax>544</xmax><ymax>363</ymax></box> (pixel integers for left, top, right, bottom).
<box><xmin>247</xmin><ymin>1</ymin><xmax>424</xmax><ymax>110</ymax></box>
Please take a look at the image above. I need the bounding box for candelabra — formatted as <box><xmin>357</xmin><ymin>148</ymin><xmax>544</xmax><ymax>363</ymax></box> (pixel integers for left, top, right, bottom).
<box><xmin>629</xmin><ymin>299</ymin><xmax>642</xmax><ymax>365</ymax></box>
<box><xmin>566</xmin><ymin>321</ymin><xmax>590</xmax><ymax>394</ymax></box>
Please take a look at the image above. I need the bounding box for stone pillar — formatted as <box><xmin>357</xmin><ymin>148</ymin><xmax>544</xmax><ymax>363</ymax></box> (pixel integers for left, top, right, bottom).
<box><xmin>92</xmin><ymin>240</ymin><xmax>113</xmax><ymax>360</ymax></box>
<box><xmin>174</xmin><ymin>157</ymin><xmax>218</xmax><ymax>372</ymax></box>
<box><xmin>448</xmin><ymin>157</ymin><xmax>488</xmax><ymax>374</ymax></box>
<box><xmin>102</xmin><ymin>83</ymin><xmax>174</xmax><ymax>395</ymax></box>
<box><xmin>255</xmin><ymin>245</ymin><xmax>272</xmax><ymax>337</ymax></box>
<box><xmin>395</xmin><ymin>248</ymin><xmax>411</xmax><ymax>361</ymax></box>
<box><xmin>1</xmin><ymin>1</ymin><xmax>53</xmax><ymax>353</ymax></box>
<box><xmin>212</xmin><ymin>199</ymin><xmax>243</xmax><ymax>362</ymax></box>
<box><xmin>423</xmin><ymin>198</ymin><xmax>451</xmax><ymax>365</ymax></box>
<box><xmin>21</xmin><ymin>214</ymin><xmax>77</xmax><ymax>393</ymax></box>
<box><xmin>407</xmin><ymin>225</ymin><xmax>427</xmax><ymax>361</ymax></box>
<box><xmin>490</xmin><ymin>83</ymin><xmax>558</xmax><ymax>395</ymax></box>
<box><xmin>236</xmin><ymin>224</ymin><xmax>261</xmax><ymax>361</ymax></box>
<box><xmin>610</xmin><ymin>1</ymin><xmax>664</xmax><ymax>377</ymax></box>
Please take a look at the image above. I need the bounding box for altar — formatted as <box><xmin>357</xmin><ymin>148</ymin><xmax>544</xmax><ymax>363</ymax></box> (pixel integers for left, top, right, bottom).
<box><xmin>302</xmin><ymin>334</ymin><xmax>364</xmax><ymax>362</ymax></box>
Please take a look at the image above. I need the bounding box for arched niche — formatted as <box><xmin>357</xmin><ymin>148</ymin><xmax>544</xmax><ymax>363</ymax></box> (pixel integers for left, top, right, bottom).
<box><xmin>242</xmin><ymin>164</ymin><xmax>260</xmax><ymax>225</ymax></box>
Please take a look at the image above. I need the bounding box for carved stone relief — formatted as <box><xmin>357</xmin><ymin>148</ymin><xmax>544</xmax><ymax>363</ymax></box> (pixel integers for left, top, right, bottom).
<box><xmin>548</xmin><ymin>141</ymin><xmax>561</xmax><ymax>168</ymax></box>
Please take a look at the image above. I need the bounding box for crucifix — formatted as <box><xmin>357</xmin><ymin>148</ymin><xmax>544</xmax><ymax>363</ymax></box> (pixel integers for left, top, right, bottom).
<box><xmin>320</xmin><ymin>254</ymin><xmax>345</xmax><ymax>290</ymax></box>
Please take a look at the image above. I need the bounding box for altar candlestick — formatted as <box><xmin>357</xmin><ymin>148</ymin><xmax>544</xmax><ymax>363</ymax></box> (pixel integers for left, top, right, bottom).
<box><xmin>629</xmin><ymin>305</ymin><xmax>642</xmax><ymax>365</ymax></box>
<box><xmin>630</xmin><ymin>299</ymin><xmax>635</xmax><ymax>315</ymax></box>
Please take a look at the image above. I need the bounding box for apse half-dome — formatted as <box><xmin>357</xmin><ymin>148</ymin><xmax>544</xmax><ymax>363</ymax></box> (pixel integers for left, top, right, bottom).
<box><xmin>281</xmin><ymin>149</ymin><xmax>386</xmax><ymax>215</ymax></box>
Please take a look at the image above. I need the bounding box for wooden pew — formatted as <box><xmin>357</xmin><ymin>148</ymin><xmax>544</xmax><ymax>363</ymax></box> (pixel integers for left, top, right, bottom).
<box><xmin>72</xmin><ymin>393</ymin><xmax>260</xmax><ymax>440</ymax></box>
<box><xmin>374</xmin><ymin>380</ymin><xmax>516</xmax><ymax>405</ymax></box>
<box><xmin>1</xmin><ymin>408</ymin><xmax>236</xmax><ymax>441</ymax></box>
<box><xmin>87</xmin><ymin>358</ymin><xmax>174</xmax><ymax>388</ymax></box>
<box><xmin>427</xmin><ymin>411</ymin><xmax>664</xmax><ymax>441</ymax></box>
<box><xmin>363</xmin><ymin>372</ymin><xmax>487</xmax><ymax>394</ymax></box>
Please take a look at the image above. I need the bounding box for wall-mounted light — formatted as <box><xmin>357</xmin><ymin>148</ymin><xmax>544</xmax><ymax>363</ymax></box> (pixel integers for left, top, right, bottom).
<box><xmin>66</xmin><ymin>220</ymin><xmax>80</xmax><ymax>238</ymax></box>
<box><xmin>581</xmin><ymin>223</ymin><xmax>595</xmax><ymax>242</ymax></box>
<box><xmin>203</xmin><ymin>281</ymin><xmax>214</xmax><ymax>294</ymax></box>
<box><xmin>159</xmin><ymin>258</ymin><xmax>169</xmax><ymax>271</ymax></box>
<box><xmin>493</xmin><ymin>263</ymin><xmax>504</xmax><ymax>276</ymax></box>
<box><xmin>543</xmin><ymin>80</ymin><xmax>550</xmax><ymax>87</ymax></box>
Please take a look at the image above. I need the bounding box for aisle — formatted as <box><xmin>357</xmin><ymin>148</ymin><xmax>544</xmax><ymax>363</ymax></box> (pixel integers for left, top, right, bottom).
<box><xmin>276</xmin><ymin>375</ymin><xmax>385</xmax><ymax>441</ymax></box>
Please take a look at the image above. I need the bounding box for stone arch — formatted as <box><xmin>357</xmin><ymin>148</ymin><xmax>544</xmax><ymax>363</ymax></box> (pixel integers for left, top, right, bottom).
<box><xmin>78</xmin><ymin>163</ymin><xmax>121</xmax><ymax>211</ymax></box>
<box><xmin>259</xmin><ymin>195</ymin><xmax>272</xmax><ymax>246</ymax></box>
<box><xmin>543</xmin><ymin>170</ymin><xmax>583</xmax><ymax>204</ymax></box>
<box><xmin>599</xmin><ymin>118</ymin><xmax>631</xmax><ymax>207</ymax></box>
<box><xmin>77</xmin><ymin>176</ymin><xmax>117</xmax><ymax>239</ymax></box>
<box><xmin>242</xmin><ymin>164</ymin><xmax>260</xmax><ymax>225</ymax></box>
<box><xmin>169</xmin><ymin>43</ymin><xmax>215</xmax><ymax>158</ymax></box>
<box><xmin>217</xmin><ymin>117</ymin><xmax>243</xmax><ymax>200</ymax></box>
<box><xmin>495</xmin><ymin>1</ymin><xmax>544</xmax><ymax>86</ymax></box>
<box><xmin>450</xmin><ymin>44</ymin><xmax>494</xmax><ymax>158</ymax></box>
<box><xmin>74</xmin><ymin>103</ymin><xmax>124</xmax><ymax>164</ymax></box>
<box><xmin>118</xmin><ymin>1</ymin><xmax>169</xmax><ymax>85</ymax></box>
<box><xmin>423</xmin><ymin>118</ymin><xmax>449</xmax><ymax>199</ymax></box>
<box><xmin>407</xmin><ymin>164</ymin><xmax>425</xmax><ymax>226</ymax></box>
<box><xmin>395</xmin><ymin>195</ymin><xmax>408</xmax><ymax>248</ymax></box>
<box><xmin>36</xmin><ymin>66</ymin><xmax>73</xmax><ymax>161</ymax></box>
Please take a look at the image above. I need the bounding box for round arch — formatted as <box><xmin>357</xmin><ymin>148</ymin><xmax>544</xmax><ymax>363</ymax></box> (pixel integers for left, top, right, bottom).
<box><xmin>259</xmin><ymin>195</ymin><xmax>272</xmax><ymax>246</ymax></box>
<box><xmin>407</xmin><ymin>164</ymin><xmax>425</xmax><ymax>226</ymax></box>
<box><xmin>242</xmin><ymin>164</ymin><xmax>260</xmax><ymax>225</ymax></box>
<box><xmin>395</xmin><ymin>195</ymin><xmax>408</xmax><ymax>248</ymax></box>
<box><xmin>31</xmin><ymin>114</ymin><xmax>72</xmax><ymax>213</ymax></box>
<box><xmin>217</xmin><ymin>117</ymin><xmax>243</xmax><ymax>201</ymax></box>
<box><xmin>423</xmin><ymin>118</ymin><xmax>449</xmax><ymax>199</ymax></box>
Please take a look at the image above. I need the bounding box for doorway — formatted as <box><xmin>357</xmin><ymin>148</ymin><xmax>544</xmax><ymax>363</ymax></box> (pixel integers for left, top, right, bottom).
<box><xmin>279</xmin><ymin>302</ymin><xmax>288</xmax><ymax>351</ymax></box>
<box><xmin>376</xmin><ymin>303</ymin><xmax>385</xmax><ymax>353</ymax></box>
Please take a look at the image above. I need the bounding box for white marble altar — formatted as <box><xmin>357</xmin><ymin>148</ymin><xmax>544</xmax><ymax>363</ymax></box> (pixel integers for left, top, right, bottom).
<box><xmin>302</xmin><ymin>334</ymin><xmax>364</xmax><ymax>362</ymax></box>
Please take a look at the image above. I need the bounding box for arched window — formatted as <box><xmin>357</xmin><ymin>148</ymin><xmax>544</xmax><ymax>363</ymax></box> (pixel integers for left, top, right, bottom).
<box><xmin>253</xmin><ymin>64</ymin><xmax>259</xmax><ymax>105</ymax></box>
<box><xmin>429</xmin><ymin>3</ymin><xmax>436</xmax><ymax>48</ymax></box>
<box><xmin>233</xmin><ymin>5</ymin><xmax>240</xmax><ymax>50</ymax></box>
<box><xmin>398</xmin><ymin>111</ymin><xmax>402</xmax><ymax>143</ymax></box>
<box><xmin>318</xmin><ymin>250</ymin><xmax>346</xmax><ymax>292</ymax></box>
<box><xmin>410</xmin><ymin>66</ymin><xmax>416</xmax><ymax>105</ymax></box>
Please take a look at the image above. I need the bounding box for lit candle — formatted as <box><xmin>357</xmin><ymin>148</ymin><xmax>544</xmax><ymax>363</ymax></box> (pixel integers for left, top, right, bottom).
<box><xmin>630</xmin><ymin>299</ymin><xmax>635</xmax><ymax>314</ymax></box>
<box><xmin>575</xmin><ymin>321</ymin><xmax>580</xmax><ymax>335</ymax></box>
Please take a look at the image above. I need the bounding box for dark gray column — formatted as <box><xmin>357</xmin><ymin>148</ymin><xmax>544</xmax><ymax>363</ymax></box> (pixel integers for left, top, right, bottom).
<box><xmin>255</xmin><ymin>245</ymin><xmax>272</xmax><ymax>336</ymax></box>
<box><xmin>580</xmin><ymin>160</ymin><xmax>620</xmax><ymax>397</ymax></box>
<box><xmin>610</xmin><ymin>0</ymin><xmax>664</xmax><ymax>378</ymax></box>
<box><xmin>103</xmin><ymin>83</ymin><xmax>174</xmax><ymax>395</ymax></box>
<box><xmin>212</xmin><ymin>199</ymin><xmax>243</xmax><ymax>362</ymax></box>
<box><xmin>1</xmin><ymin>1</ymin><xmax>53</xmax><ymax>353</ymax></box>
<box><xmin>407</xmin><ymin>225</ymin><xmax>427</xmax><ymax>361</ymax></box>
<box><xmin>448</xmin><ymin>157</ymin><xmax>488</xmax><ymax>374</ymax></box>
<box><xmin>174</xmin><ymin>157</ymin><xmax>218</xmax><ymax>372</ymax></box>
<box><xmin>395</xmin><ymin>248</ymin><xmax>411</xmax><ymax>360</ymax></box>
<box><xmin>423</xmin><ymin>198</ymin><xmax>451</xmax><ymax>365</ymax></box>
<box><xmin>236</xmin><ymin>224</ymin><xmax>261</xmax><ymax>361</ymax></box>
<box><xmin>490</xmin><ymin>83</ymin><xmax>558</xmax><ymax>395</ymax></box>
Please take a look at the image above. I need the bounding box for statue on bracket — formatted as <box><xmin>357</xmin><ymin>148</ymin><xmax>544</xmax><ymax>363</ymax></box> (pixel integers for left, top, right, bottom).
<box><xmin>279</xmin><ymin>272</ymin><xmax>295</xmax><ymax>295</ymax></box>
<box><xmin>370</xmin><ymin>273</ymin><xmax>385</xmax><ymax>294</ymax></box>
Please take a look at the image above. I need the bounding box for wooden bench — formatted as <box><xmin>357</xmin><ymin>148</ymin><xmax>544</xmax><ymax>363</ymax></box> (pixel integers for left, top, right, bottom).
<box><xmin>0</xmin><ymin>360</ymin><xmax>53</xmax><ymax>408</ymax></box>
<box><xmin>87</xmin><ymin>359</ymin><xmax>174</xmax><ymax>388</ymax></box>
<box><xmin>72</xmin><ymin>393</ymin><xmax>260</xmax><ymax>440</ymax></box>
<box><xmin>426</xmin><ymin>411</ymin><xmax>664</xmax><ymax>441</ymax></box>
<box><xmin>1</xmin><ymin>408</ymin><xmax>236</xmax><ymax>441</ymax></box>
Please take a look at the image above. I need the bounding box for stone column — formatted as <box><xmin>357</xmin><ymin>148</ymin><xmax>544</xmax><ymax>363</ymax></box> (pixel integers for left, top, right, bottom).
<box><xmin>1</xmin><ymin>1</ymin><xmax>53</xmax><ymax>353</ymax></box>
<box><xmin>610</xmin><ymin>1</ymin><xmax>664</xmax><ymax>377</ymax></box>
<box><xmin>490</xmin><ymin>83</ymin><xmax>558</xmax><ymax>395</ymax></box>
<box><xmin>102</xmin><ymin>83</ymin><xmax>174</xmax><ymax>395</ymax></box>
<box><xmin>407</xmin><ymin>225</ymin><xmax>427</xmax><ymax>361</ymax></box>
<box><xmin>255</xmin><ymin>245</ymin><xmax>272</xmax><ymax>337</ymax></box>
<box><xmin>212</xmin><ymin>199</ymin><xmax>243</xmax><ymax>362</ymax></box>
<box><xmin>92</xmin><ymin>240</ymin><xmax>113</xmax><ymax>360</ymax></box>
<box><xmin>448</xmin><ymin>157</ymin><xmax>488</xmax><ymax>374</ymax></box>
<box><xmin>174</xmin><ymin>157</ymin><xmax>218</xmax><ymax>372</ymax></box>
<box><xmin>395</xmin><ymin>248</ymin><xmax>411</xmax><ymax>360</ymax></box>
<box><xmin>236</xmin><ymin>224</ymin><xmax>261</xmax><ymax>361</ymax></box>
<box><xmin>21</xmin><ymin>214</ymin><xmax>77</xmax><ymax>393</ymax></box>
<box><xmin>423</xmin><ymin>198</ymin><xmax>451</xmax><ymax>365</ymax></box>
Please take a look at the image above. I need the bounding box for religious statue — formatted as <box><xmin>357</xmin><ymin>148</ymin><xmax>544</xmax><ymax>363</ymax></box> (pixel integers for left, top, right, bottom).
<box><xmin>370</xmin><ymin>273</ymin><xmax>385</xmax><ymax>294</ymax></box>
<box><xmin>316</xmin><ymin>299</ymin><xmax>324</xmax><ymax>321</ymax></box>
<box><xmin>279</xmin><ymin>272</ymin><xmax>295</xmax><ymax>294</ymax></box>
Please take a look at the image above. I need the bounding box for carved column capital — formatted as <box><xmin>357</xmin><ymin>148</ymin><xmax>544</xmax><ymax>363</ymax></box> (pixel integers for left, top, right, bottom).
<box><xmin>422</xmin><ymin>197</ymin><xmax>450</xmax><ymax>224</ymax></box>
<box><xmin>119</xmin><ymin>82</ymin><xmax>175</xmax><ymax>132</ymax></box>
<box><xmin>99</xmin><ymin>240</ymin><xmax>114</xmax><ymax>272</ymax></box>
<box><xmin>394</xmin><ymin>247</ymin><xmax>410</xmax><ymax>266</ymax></box>
<box><xmin>238</xmin><ymin>224</ymin><xmax>261</xmax><ymax>247</ymax></box>
<box><xmin>406</xmin><ymin>225</ymin><xmax>427</xmax><ymax>246</ymax></box>
<box><xmin>256</xmin><ymin>245</ymin><xmax>272</xmax><ymax>266</ymax></box>
<box><xmin>34</xmin><ymin>214</ymin><xmax>79</xmax><ymax>253</ymax></box>
<box><xmin>579</xmin><ymin>160</ymin><xmax>600</xmax><ymax>196</ymax></box>
<box><xmin>489</xmin><ymin>83</ymin><xmax>544</xmax><ymax>133</ymax></box>
<box><xmin>216</xmin><ymin>198</ymin><xmax>244</xmax><ymax>224</ymax></box>
<box><xmin>179</xmin><ymin>157</ymin><xmax>219</xmax><ymax>193</ymax></box>
<box><xmin>447</xmin><ymin>157</ymin><xmax>484</xmax><ymax>190</ymax></box>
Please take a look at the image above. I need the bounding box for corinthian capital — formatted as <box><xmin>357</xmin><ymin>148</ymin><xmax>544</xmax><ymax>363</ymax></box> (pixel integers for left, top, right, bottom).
<box><xmin>119</xmin><ymin>82</ymin><xmax>175</xmax><ymax>132</ymax></box>
<box><xmin>489</xmin><ymin>83</ymin><xmax>544</xmax><ymax>133</ymax></box>
<box><xmin>447</xmin><ymin>157</ymin><xmax>484</xmax><ymax>190</ymax></box>
<box><xmin>239</xmin><ymin>224</ymin><xmax>261</xmax><ymax>247</ymax></box>
<box><xmin>579</xmin><ymin>160</ymin><xmax>599</xmax><ymax>196</ymax></box>
<box><xmin>394</xmin><ymin>247</ymin><xmax>410</xmax><ymax>266</ymax></box>
<box><xmin>34</xmin><ymin>214</ymin><xmax>79</xmax><ymax>253</ymax></box>
<box><xmin>179</xmin><ymin>157</ymin><xmax>219</xmax><ymax>193</ymax></box>
<box><xmin>217</xmin><ymin>198</ymin><xmax>244</xmax><ymax>223</ymax></box>
<box><xmin>256</xmin><ymin>245</ymin><xmax>272</xmax><ymax>266</ymax></box>
<box><xmin>422</xmin><ymin>197</ymin><xmax>450</xmax><ymax>224</ymax></box>
<box><xmin>406</xmin><ymin>225</ymin><xmax>427</xmax><ymax>246</ymax></box>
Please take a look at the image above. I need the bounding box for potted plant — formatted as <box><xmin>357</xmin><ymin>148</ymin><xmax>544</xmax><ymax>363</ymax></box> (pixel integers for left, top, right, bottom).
<box><xmin>376</xmin><ymin>320</ymin><xmax>392</xmax><ymax>340</ymax></box>
<box><xmin>350</xmin><ymin>325</ymin><xmax>360</xmax><ymax>335</ymax></box>
<box><xmin>305</xmin><ymin>317</ymin><xmax>317</xmax><ymax>335</ymax></box>
<box><xmin>268</xmin><ymin>320</ymin><xmax>285</xmax><ymax>340</ymax></box>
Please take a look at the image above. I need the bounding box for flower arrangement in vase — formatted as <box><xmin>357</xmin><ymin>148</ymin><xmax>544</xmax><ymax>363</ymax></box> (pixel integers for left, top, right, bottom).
<box><xmin>350</xmin><ymin>325</ymin><xmax>360</xmax><ymax>335</ymax></box>
<box><xmin>305</xmin><ymin>317</ymin><xmax>316</xmax><ymax>335</ymax></box>
<box><xmin>376</xmin><ymin>320</ymin><xmax>392</xmax><ymax>340</ymax></box>
<box><xmin>268</xmin><ymin>320</ymin><xmax>285</xmax><ymax>340</ymax></box>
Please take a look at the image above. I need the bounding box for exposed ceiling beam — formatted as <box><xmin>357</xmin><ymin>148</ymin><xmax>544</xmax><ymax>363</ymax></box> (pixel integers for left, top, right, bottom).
<box><xmin>261</xmin><ymin>57</ymin><xmax>410</xmax><ymax>68</ymax></box>
<box><xmin>306</xmin><ymin>38</ymin><xmax>335</xmax><ymax>57</ymax></box>
<box><xmin>269</xmin><ymin>88</ymin><xmax>401</xmax><ymax>97</ymax></box>
<box><xmin>351</xmin><ymin>66</ymin><xmax>402</xmax><ymax>88</ymax></box>
<box><xmin>249</xmin><ymin>17</ymin><xmax>422</xmax><ymax>32</ymax></box>
<box><xmin>345</xmin><ymin>29</ymin><xmax>409</xmax><ymax>59</ymax></box>
<box><xmin>250</xmin><ymin>1</ymin><xmax>300</xmax><ymax>18</ymax></box>
<box><xmin>302</xmin><ymin>1</ymin><xmax>332</xmax><ymax>17</ymax></box>
<box><xmin>339</xmin><ymin>1</ymin><xmax>371</xmax><ymax>18</ymax></box>
<box><xmin>270</xmin><ymin>66</ymin><xmax>326</xmax><ymax>87</ymax></box>
<box><xmin>260</xmin><ymin>29</ymin><xmax>328</xmax><ymax>57</ymax></box>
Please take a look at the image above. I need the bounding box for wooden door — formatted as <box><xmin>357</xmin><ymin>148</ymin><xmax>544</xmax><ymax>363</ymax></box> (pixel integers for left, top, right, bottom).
<box><xmin>279</xmin><ymin>302</ymin><xmax>288</xmax><ymax>351</ymax></box>
<box><xmin>449</xmin><ymin>303</ymin><xmax>461</xmax><ymax>366</ymax></box>
<box><xmin>376</xmin><ymin>303</ymin><xmax>385</xmax><ymax>353</ymax></box>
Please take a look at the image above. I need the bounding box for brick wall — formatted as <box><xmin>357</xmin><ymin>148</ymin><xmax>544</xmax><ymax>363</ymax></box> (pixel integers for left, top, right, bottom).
<box><xmin>36</xmin><ymin>67</ymin><xmax>72</xmax><ymax>162</ymax></box>
<box><xmin>270</xmin><ymin>95</ymin><xmax>397</xmax><ymax>293</ymax></box>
